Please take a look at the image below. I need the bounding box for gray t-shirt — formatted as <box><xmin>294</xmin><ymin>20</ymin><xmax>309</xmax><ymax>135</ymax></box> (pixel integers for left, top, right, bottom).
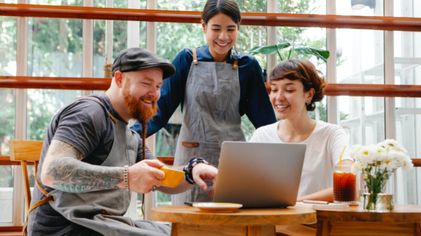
<box><xmin>28</xmin><ymin>94</ymin><xmax>149</xmax><ymax>236</ymax></box>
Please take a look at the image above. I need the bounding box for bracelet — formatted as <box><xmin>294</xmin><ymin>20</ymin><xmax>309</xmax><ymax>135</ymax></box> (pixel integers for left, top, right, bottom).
<box><xmin>123</xmin><ymin>165</ymin><xmax>129</xmax><ymax>189</ymax></box>
<box><xmin>183</xmin><ymin>157</ymin><xmax>209</xmax><ymax>184</ymax></box>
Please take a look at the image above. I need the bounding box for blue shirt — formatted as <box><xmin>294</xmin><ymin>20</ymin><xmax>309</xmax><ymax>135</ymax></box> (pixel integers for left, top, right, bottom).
<box><xmin>133</xmin><ymin>45</ymin><xmax>276</xmax><ymax>136</ymax></box>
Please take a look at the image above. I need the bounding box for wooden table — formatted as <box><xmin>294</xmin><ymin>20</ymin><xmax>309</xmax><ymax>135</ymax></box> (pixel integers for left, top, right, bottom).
<box><xmin>151</xmin><ymin>205</ymin><xmax>316</xmax><ymax>236</ymax></box>
<box><xmin>316</xmin><ymin>205</ymin><xmax>421</xmax><ymax>236</ymax></box>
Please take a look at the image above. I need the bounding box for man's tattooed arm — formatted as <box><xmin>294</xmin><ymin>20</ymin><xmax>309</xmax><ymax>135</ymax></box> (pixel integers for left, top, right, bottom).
<box><xmin>40</xmin><ymin>139</ymin><xmax>125</xmax><ymax>193</ymax></box>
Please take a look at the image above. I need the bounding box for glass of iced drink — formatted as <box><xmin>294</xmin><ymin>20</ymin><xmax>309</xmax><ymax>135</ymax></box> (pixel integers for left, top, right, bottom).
<box><xmin>333</xmin><ymin>161</ymin><xmax>356</xmax><ymax>202</ymax></box>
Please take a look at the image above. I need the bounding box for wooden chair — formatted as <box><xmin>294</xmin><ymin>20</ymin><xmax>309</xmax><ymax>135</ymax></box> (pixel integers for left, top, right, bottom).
<box><xmin>9</xmin><ymin>140</ymin><xmax>43</xmax><ymax>215</ymax></box>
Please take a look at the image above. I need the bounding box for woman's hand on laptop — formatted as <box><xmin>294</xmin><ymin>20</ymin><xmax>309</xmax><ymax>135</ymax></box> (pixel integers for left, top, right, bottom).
<box><xmin>193</xmin><ymin>164</ymin><xmax>218</xmax><ymax>191</ymax></box>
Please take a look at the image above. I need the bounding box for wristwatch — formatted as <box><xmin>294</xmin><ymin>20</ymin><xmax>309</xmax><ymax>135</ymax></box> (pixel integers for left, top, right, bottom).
<box><xmin>183</xmin><ymin>157</ymin><xmax>209</xmax><ymax>184</ymax></box>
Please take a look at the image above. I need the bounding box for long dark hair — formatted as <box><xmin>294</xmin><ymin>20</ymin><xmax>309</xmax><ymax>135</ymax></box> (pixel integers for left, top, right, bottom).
<box><xmin>202</xmin><ymin>0</ymin><xmax>241</xmax><ymax>26</ymax></box>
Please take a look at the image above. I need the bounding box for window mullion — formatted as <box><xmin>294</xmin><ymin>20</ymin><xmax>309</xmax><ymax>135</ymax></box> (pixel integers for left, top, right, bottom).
<box><xmin>384</xmin><ymin>0</ymin><xmax>396</xmax><ymax>139</ymax></box>
<box><xmin>383</xmin><ymin>0</ymin><xmax>401</xmax><ymax>204</ymax></box>
<box><xmin>266</xmin><ymin>0</ymin><xmax>277</xmax><ymax>81</ymax></box>
<box><xmin>13</xmin><ymin>0</ymin><xmax>28</xmax><ymax>226</ymax></box>
<box><xmin>105</xmin><ymin>0</ymin><xmax>113</xmax><ymax>63</ymax></box>
<box><xmin>82</xmin><ymin>0</ymin><xmax>93</xmax><ymax>97</ymax></box>
<box><xmin>326</xmin><ymin>0</ymin><xmax>338</xmax><ymax>124</ymax></box>
<box><xmin>127</xmin><ymin>0</ymin><xmax>140</xmax><ymax>48</ymax></box>
<box><xmin>144</xmin><ymin>0</ymin><xmax>157</xmax><ymax>221</ymax></box>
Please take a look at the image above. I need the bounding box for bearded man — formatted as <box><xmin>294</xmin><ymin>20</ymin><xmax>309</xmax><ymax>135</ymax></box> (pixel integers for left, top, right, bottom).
<box><xmin>27</xmin><ymin>48</ymin><xmax>218</xmax><ymax>236</ymax></box>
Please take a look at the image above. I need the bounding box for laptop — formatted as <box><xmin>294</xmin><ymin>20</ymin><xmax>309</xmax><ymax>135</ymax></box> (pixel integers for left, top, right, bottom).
<box><xmin>213</xmin><ymin>141</ymin><xmax>306</xmax><ymax>208</ymax></box>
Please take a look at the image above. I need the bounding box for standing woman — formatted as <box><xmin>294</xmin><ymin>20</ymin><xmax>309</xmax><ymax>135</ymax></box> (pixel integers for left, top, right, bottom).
<box><xmin>251</xmin><ymin>59</ymin><xmax>350</xmax><ymax>202</ymax></box>
<box><xmin>134</xmin><ymin>0</ymin><xmax>276</xmax><ymax>204</ymax></box>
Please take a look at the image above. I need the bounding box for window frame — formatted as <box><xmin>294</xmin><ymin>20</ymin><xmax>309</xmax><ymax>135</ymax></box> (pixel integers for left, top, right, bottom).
<box><xmin>1</xmin><ymin>0</ymin><xmax>421</xmax><ymax>226</ymax></box>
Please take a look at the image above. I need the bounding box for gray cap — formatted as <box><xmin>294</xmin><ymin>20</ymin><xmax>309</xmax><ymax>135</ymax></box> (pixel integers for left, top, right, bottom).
<box><xmin>112</xmin><ymin>47</ymin><xmax>175</xmax><ymax>78</ymax></box>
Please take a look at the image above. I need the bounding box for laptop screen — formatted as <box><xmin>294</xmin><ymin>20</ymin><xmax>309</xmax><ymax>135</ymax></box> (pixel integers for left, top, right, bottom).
<box><xmin>213</xmin><ymin>141</ymin><xmax>306</xmax><ymax>208</ymax></box>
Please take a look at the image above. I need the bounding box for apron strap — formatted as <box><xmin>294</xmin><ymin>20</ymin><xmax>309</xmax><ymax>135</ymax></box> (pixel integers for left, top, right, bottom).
<box><xmin>193</xmin><ymin>47</ymin><xmax>238</xmax><ymax>70</ymax></box>
<box><xmin>80</xmin><ymin>96</ymin><xmax>118</xmax><ymax>123</ymax></box>
<box><xmin>192</xmin><ymin>48</ymin><xmax>198</xmax><ymax>65</ymax></box>
<box><xmin>232</xmin><ymin>60</ymin><xmax>238</xmax><ymax>70</ymax></box>
<box><xmin>35</xmin><ymin>176</ymin><xmax>49</xmax><ymax>196</ymax></box>
<box><xmin>23</xmin><ymin>178</ymin><xmax>54</xmax><ymax>236</ymax></box>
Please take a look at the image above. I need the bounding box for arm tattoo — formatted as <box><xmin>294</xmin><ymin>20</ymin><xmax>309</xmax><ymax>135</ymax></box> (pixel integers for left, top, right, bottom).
<box><xmin>44</xmin><ymin>140</ymin><xmax>124</xmax><ymax>193</ymax></box>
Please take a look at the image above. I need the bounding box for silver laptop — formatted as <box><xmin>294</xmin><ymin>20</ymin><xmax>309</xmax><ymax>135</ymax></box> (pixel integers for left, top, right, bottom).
<box><xmin>213</xmin><ymin>141</ymin><xmax>306</xmax><ymax>208</ymax></box>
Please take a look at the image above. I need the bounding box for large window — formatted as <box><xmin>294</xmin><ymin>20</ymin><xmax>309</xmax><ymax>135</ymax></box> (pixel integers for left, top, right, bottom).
<box><xmin>27</xmin><ymin>16</ymin><xmax>82</xmax><ymax>139</ymax></box>
<box><xmin>392</xmin><ymin>0</ymin><xmax>421</xmax><ymax>205</ymax></box>
<box><xmin>336</xmin><ymin>1</ymin><xmax>386</xmax><ymax>145</ymax></box>
<box><xmin>1</xmin><ymin>0</ymin><xmax>421</xmax><ymax>225</ymax></box>
<box><xmin>0</xmin><ymin>14</ymin><xmax>16</xmax><ymax>225</ymax></box>
<box><xmin>0</xmin><ymin>15</ymin><xmax>16</xmax><ymax>154</ymax></box>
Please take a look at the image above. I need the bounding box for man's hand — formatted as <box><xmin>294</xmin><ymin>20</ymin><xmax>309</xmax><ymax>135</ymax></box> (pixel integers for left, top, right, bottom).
<box><xmin>127</xmin><ymin>159</ymin><xmax>165</xmax><ymax>193</ymax></box>
<box><xmin>192</xmin><ymin>163</ymin><xmax>218</xmax><ymax>191</ymax></box>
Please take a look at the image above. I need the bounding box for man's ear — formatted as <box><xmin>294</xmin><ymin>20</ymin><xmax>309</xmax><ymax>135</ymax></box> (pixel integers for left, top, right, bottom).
<box><xmin>114</xmin><ymin>71</ymin><xmax>124</xmax><ymax>88</ymax></box>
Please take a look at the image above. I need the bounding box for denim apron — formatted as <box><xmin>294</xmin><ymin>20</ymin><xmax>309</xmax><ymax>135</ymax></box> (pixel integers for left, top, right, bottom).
<box><xmin>172</xmin><ymin>48</ymin><xmax>245</xmax><ymax>205</ymax></box>
<box><xmin>28</xmin><ymin>97</ymin><xmax>169</xmax><ymax>236</ymax></box>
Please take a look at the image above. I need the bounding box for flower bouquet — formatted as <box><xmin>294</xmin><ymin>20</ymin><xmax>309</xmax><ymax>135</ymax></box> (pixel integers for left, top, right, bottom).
<box><xmin>351</xmin><ymin>139</ymin><xmax>413</xmax><ymax>210</ymax></box>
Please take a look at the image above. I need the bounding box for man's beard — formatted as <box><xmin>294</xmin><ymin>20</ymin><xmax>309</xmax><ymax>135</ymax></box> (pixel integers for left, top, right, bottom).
<box><xmin>123</xmin><ymin>87</ymin><xmax>158</xmax><ymax>123</ymax></box>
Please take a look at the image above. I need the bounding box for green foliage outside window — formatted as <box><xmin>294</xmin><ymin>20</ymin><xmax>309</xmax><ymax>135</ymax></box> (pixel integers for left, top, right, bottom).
<box><xmin>0</xmin><ymin>0</ymin><xmax>328</xmax><ymax>204</ymax></box>
<box><xmin>0</xmin><ymin>17</ymin><xmax>16</xmax><ymax>75</ymax></box>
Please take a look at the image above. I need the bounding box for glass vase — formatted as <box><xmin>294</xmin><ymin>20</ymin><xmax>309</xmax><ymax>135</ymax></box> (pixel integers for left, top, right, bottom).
<box><xmin>361</xmin><ymin>171</ymin><xmax>394</xmax><ymax>211</ymax></box>
<box><xmin>361</xmin><ymin>192</ymin><xmax>394</xmax><ymax>211</ymax></box>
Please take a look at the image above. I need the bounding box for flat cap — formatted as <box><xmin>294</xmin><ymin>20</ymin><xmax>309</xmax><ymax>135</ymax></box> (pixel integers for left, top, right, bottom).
<box><xmin>112</xmin><ymin>47</ymin><xmax>175</xmax><ymax>78</ymax></box>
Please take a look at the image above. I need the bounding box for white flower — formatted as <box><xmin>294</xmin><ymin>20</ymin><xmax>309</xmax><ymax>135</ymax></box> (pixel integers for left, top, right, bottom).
<box><xmin>378</xmin><ymin>139</ymin><xmax>408</xmax><ymax>153</ymax></box>
<box><xmin>352</xmin><ymin>139</ymin><xmax>413</xmax><ymax>174</ymax></box>
<box><xmin>352</xmin><ymin>145</ymin><xmax>379</xmax><ymax>166</ymax></box>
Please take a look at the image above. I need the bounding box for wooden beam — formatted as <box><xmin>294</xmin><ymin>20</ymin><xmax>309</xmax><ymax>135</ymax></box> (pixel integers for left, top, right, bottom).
<box><xmin>1</xmin><ymin>3</ymin><xmax>421</xmax><ymax>31</ymax></box>
<box><xmin>0</xmin><ymin>226</ymin><xmax>23</xmax><ymax>232</ymax></box>
<box><xmin>2</xmin><ymin>76</ymin><xmax>421</xmax><ymax>97</ymax></box>
<box><xmin>325</xmin><ymin>83</ymin><xmax>421</xmax><ymax>97</ymax></box>
<box><xmin>0</xmin><ymin>76</ymin><xmax>110</xmax><ymax>90</ymax></box>
<box><xmin>411</xmin><ymin>159</ymin><xmax>421</xmax><ymax>167</ymax></box>
<box><xmin>0</xmin><ymin>156</ymin><xmax>20</xmax><ymax>166</ymax></box>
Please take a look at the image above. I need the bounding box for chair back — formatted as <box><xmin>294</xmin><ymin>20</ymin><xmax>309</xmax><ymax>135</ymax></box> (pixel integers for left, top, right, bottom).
<box><xmin>10</xmin><ymin>140</ymin><xmax>43</xmax><ymax>214</ymax></box>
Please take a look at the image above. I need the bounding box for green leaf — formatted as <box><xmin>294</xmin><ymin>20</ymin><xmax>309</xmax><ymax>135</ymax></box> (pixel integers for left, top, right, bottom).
<box><xmin>293</xmin><ymin>47</ymin><xmax>330</xmax><ymax>62</ymax></box>
<box><xmin>248</xmin><ymin>42</ymin><xmax>290</xmax><ymax>55</ymax></box>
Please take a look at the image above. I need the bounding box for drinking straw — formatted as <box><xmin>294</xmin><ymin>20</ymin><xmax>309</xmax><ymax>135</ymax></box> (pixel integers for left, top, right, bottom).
<box><xmin>339</xmin><ymin>145</ymin><xmax>346</xmax><ymax>168</ymax></box>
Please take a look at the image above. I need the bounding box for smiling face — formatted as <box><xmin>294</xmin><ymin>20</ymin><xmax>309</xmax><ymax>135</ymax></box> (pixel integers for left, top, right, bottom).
<box><xmin>202</xmin><ymin>13</ymin><xmax>238</xmax><ymax>62</ymax></box>
<box><xmin>269</xmin><ymin>79</ymin><xmax>314</xmax><ymax>120</ymax></box>
<box><xmin>121</xmin><ymin>68</ymin><xmax>163</xmax><ymax>123</ymax></box>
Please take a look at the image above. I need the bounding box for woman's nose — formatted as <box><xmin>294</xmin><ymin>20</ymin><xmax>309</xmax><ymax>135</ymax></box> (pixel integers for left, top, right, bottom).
<box><xmin>274</xmin><ymin>91</ymin><xmax>285</xmax><ymax>101</ymax></box>
<box><xmin>218</xmin><ymin>31</ymin><xmax>229</xmax><ymax>40</ymax></box>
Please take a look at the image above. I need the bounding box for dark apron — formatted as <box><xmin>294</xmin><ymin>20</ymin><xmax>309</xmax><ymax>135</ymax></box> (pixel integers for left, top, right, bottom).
<box><xmin>172</xmin><ymin>48</ymin><xmax>245</xmax><ymax>205</ymax></box>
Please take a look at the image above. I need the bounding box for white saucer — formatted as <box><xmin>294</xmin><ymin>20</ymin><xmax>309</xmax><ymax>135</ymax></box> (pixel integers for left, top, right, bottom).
<box><xmin>192</xmin><ymin>202</ymin><xmax>243</xmax><ymax>213</ymax></box>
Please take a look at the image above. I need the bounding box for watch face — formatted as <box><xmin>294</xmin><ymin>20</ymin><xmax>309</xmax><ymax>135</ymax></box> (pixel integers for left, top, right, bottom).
<box><xmin>183</xmin><ymin>158</ymin><xmax>208</xmax><ymax>184</ymax></box>
<box><xmin>192</xmin><ymin>158</ymin><xmax>209</xmax><ymax>167</ymax></box>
